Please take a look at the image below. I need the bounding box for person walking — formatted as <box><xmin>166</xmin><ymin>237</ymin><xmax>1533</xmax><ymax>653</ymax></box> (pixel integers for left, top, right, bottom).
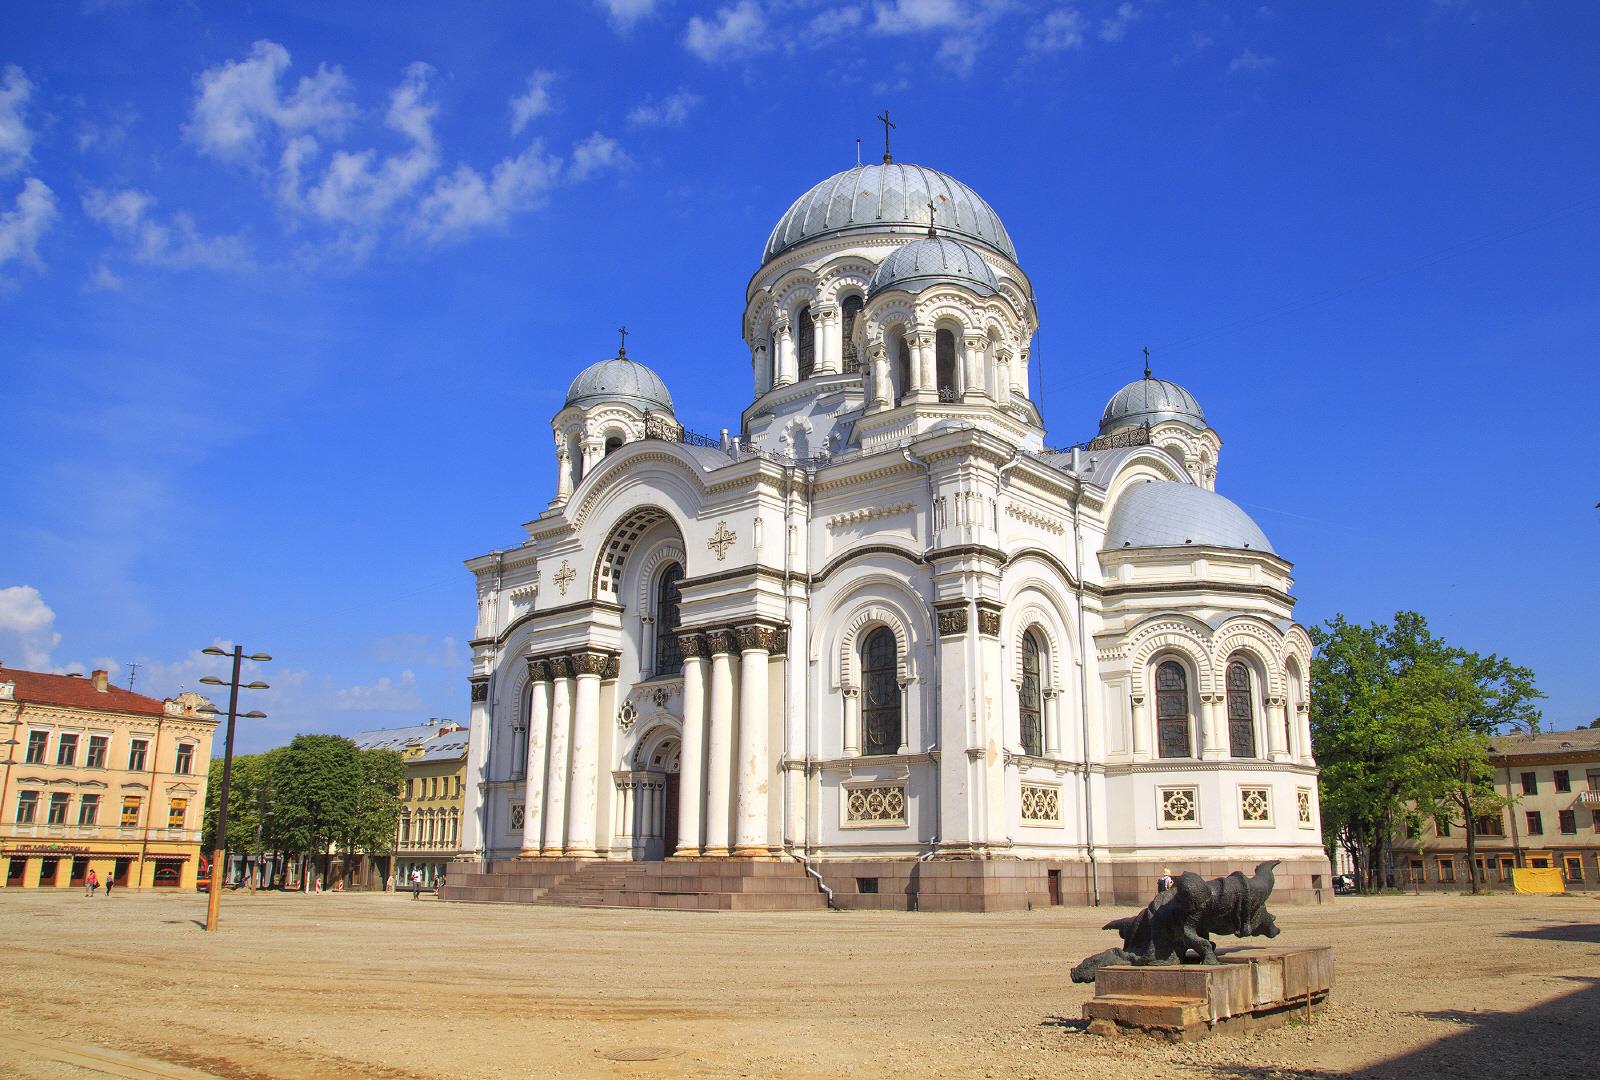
<box><xmin>410</xmin><ymin>866</ymin><xmax>422</xmax><ymax>899</ymax></box>
<box><xmin>85</xmin><ymin>868</ymin><xmax>98</xmax><ymax>897</ymax></box>
<box><xmin>104</xmin><ymin>874</ymin><xmax>114</xmax><ymax>897</ymax></box>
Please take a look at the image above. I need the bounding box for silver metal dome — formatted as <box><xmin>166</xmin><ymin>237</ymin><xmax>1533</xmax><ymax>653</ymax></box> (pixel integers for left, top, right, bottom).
<box><xmin>564</xmin><ymin>356</ymin><xmax>674</xmax><ymax>413</ymax></box>
<box><xmin>764</xmin><ymin>163</ymin><xmax>1016</xmax><ymax>264</ymax></box>
<box><xmin>1105</xmin><ymin>481</ymin><xmax>1274</xmax><ymax>554</ymax></box>
<box><xmin>867</xmin><ymin>236</ymin><xmax>999</xmax><ymax>298</ymax></box>
<box><xmin>1100</xmin><ymin>376</ymin><xmax>1206</xmax><ymax>434</ymax></box>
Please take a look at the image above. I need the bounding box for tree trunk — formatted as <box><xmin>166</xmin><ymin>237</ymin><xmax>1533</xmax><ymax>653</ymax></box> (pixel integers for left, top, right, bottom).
<box><xmin>1461</xmin><ymin>788</ymin><xmax>1480</xmax><ymax>895</ymax></box>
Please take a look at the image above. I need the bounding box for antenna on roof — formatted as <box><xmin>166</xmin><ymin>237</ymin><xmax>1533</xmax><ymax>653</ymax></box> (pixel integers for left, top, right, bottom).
<box><xmin>855</xmin><ymin>137</ymin><xmax>861</xmax><ymax>167</ymax></box>
<box><xmin>1143</xmin><ymin>345</ymin><xmax>1152</xmax><ymax>380</ymax></box>
<box><xmin>126</xmin><ymin>663</ymin><xmax>139</xmax><ymax>692</ymax></box>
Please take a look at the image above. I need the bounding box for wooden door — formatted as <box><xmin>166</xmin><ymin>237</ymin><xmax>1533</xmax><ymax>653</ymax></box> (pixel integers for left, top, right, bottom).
<box><xmin>662</xmin><ymin>773</ymin><xmax>680</xmax><ymax>857</ymax></box>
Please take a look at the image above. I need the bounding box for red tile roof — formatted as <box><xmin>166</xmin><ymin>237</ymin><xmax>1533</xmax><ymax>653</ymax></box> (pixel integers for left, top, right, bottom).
<box><xmin>0</xmin><ymin>666</ymin><xmax>169</xmax><ymax>717</ymax></box>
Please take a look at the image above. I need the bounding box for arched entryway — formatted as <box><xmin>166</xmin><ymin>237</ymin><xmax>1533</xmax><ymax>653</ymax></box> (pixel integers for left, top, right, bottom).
<box><xmin>617</xmin><ymin>725</ymin><xmax>681</xmax><ymax>860</ymax></box>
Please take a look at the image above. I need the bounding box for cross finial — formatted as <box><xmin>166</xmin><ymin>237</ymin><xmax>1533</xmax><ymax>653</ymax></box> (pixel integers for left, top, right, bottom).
<box><xmin>618</xmin><ymin>325</ymin><xmax>629</xmax><ymax>357</ymax></box>
<box><xmin>927</xmin><ymin>199</ymin><xmax>937</xmax><ymax>236</ymax></box>
<box><xmin>877</xmin><ymin>109</ymin><xmax>896</xmax><ymax>163</ymax></box>
<box><xmin>1143</xmin><ymin>346</ymin><xmax>1151</xmax><ymax>380</ymax></box>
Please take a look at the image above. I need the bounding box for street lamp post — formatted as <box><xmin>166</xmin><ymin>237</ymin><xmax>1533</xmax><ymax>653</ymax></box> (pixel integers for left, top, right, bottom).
<box><xmin>199</xmin><ymin>644</ymin><xmax>270</xmax><ymax>933</ymax></box>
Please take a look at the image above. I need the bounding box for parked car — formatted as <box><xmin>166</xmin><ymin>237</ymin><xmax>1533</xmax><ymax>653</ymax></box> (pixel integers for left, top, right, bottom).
<box><xmin>1332</xmin><ymin>873</ymin><xmax>1356</xmax><ymax>895</ymax></box>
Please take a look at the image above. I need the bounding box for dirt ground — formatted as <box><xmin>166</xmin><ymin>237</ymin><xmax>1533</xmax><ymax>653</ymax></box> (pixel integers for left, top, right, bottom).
<box><xmin>1</xmin><ymin>888</ymin><xmax>1597</xmax><ymax>1079</ymax></box>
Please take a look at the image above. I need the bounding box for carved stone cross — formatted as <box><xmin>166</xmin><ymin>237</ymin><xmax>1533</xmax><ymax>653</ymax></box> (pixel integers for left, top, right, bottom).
<box><xmin>553</xmin><ymin>560</ymin><xmax>576</xmax><ymax>595</ymax></box>
<box><xmin>707</xmin><ymin>521</ymin><xmax>738</xmax><ymax>562</ymax></box>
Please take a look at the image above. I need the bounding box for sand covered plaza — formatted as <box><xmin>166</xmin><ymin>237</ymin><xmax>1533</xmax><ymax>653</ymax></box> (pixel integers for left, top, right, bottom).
<box><xmin>2</xmin><ymin>890</ymin><xmax>1597</xmax><ymax>1078</ymax></box>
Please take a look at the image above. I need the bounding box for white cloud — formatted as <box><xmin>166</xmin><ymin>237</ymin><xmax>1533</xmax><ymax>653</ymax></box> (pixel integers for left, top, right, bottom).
<box><xmin>865</xmin><ymin>0</ymin><xmax>1000</xmax><ymax>74</ymax></box>
<box><xmin>627</xmin><ymin>89</ymin><xmax>702</xmax><ymax>128</ymax></box>
<box><xmin>809</xmin><ymin>5</ymin><xmax>865</xmax><ymax>36</ymax></box>
<box><xmin>685</xmin><ymin>2</ymin><xmax>771</xmax><ymax>62</ymax></box>
<box><xmin>1027</xmin><ymin>8</ymin><xmax>1084</xmax><ymax>52</ymax></box>
<box><xmin>568</xmin><ymin>132</ymin><xmax>629</xmax><ymax>181</ymax></box>
<box><xmin>0</xmin><ymin>585</ymin><xmax>61</xmax><ymax>670</ymax></box>
<box><xmin>335</xmin><ymin>669</ymin><xmax>421</xmax><ymax>712</ymax></box>
<box><xmin>510</xmin><ymin>70</ymin><xmax>556</xmax><ymax>135</ymax></box>
<box><xmin>371</xmin><ymin>633</ymin><xmax>465</xmax><ymax>669</ymax></box>
<box><xmin>295</xmin><ymin>62</ymin><xmax>439</xmax><ymax>228</ymax></box>
<box><xmin>0</xmin><ymin>177</ymin><xmax>57</xmax><ymax>273</ymax></box>
<box><xmin>87</xmin><ymin>262</ymin><xmax>123</xmax><ymax>291</ymax></box>
<box><xmin>1228</xmin><ymin>48</ymin><xmax>1277</xmax><ymax>73</ymax></box>
<box><xmin>597</xmin><ymin>0</ymin><xmax>657</xmax><ymax>29</ymax></box>
<box><xmin>412</xmin><ymin>140</ymin><xmax>562</xmax><ymax>243</ymax></box>
<box><xmin>186</xmin><ymin>40</ymin><xmax>354</xmax><ymax>163</ymax></box>
<box><xmin>0</xmin><ymin>65</ymin><xmax>36</xmax><ymax>176</ymax></box>
<box><xmin>1098</xmin><ymin>2</ymin><xmax>1138</xmax><ymax>43</ymax></box>
<box><xmin>83</xmin><ymin>187</ymin><xmax>251</xmax><ymax>271</ymax></box>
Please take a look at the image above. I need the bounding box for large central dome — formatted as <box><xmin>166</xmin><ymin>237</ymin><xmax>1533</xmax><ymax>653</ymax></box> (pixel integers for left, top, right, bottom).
<box><xmin>764</xmin><ymin>162</ymin><xmax>1016</xmax><ymax>264</ymax></box>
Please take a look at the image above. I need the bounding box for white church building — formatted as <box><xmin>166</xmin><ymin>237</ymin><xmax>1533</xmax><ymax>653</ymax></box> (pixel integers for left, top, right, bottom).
<box><xmin>448</xmin><ymin>151</ymin><xmax>1329</xmax><ymax>911</ymax></box>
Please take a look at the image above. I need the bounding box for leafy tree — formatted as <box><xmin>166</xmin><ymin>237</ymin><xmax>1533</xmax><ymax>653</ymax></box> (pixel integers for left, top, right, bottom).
<box><xmin>338</xmin><ymin>748</ymin><xmax>406</xmax><ymax>859</ymax></box>
<box><xmin>270</xmin><ymin>735</ymin><xmax>365</xmax><ymax>886</ymax></box>
<box><xmin>202</xmin><ymin>751</ymin><xmax>273</xmax><ymax>857</ymax></box>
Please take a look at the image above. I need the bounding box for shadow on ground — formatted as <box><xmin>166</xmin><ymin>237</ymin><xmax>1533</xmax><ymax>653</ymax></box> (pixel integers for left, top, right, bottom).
<box><xmin>1501</xmin><ymin>922</ymin><xmax>1600</xmax><ymax>943</ymax></box>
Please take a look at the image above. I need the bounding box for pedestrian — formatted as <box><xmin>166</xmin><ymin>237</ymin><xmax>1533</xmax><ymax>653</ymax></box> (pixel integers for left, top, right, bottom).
<box><xmin>410</xmin><ymin>866</ymin><xmax>422</xmax><ymax>899</ymax></box>
<box><xmin>1157</xmin><ymin>868</ymin><xmax>1175</xmax><ymax>894</ymax></box>
<box><xmin>104</xmin><ymin>875</ymin><xmax>114</xmax><ymax>897</ymax></box>
<box><xmin>85</xmin><ymin>869</ymin><xmax>98</xmax><ymax>897</ymax></box>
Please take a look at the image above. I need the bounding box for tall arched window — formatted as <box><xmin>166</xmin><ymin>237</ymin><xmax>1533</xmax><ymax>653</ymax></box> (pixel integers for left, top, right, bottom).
<box><xmin>1155</xmin><ymin>661</ymin><xmax>1192</xmax><ymax>758</ymax></box>
<box><xmin>797</xmin><ymin>306</ymin><xmax>816</xmax><ymax>379</ymax></box>
<box><xmin>1019</xmin><ymin>629</ymin><xmax>1044</xmax><ymax>757</ymax></box>
<box><xmin>861</xmin><ymin>626</ymin><xmax>901</xmax><ymax>755</ymax></box>
<box><xmin>1226</xmin><ymin>660</ymin><xmax>1258</xmax><ymax>758</ymax></box>
<box><xmin>936</xmin><ymin>329</ymin><xmax>957</xmax><ymax>400</ymax></box>
<box><xmin>604</xmin><ymin>435</ymin><xmax>623</xmax><ymax>455</ymax></box>
<box><xmin>841</xmin><ymin>294</ymin><xmax>864</xmax><ymax>372</ymax></box>
<box><xmin>654</xmin><ymin>563</ymin><xmax>684</xmax><ymax>675</ymax></box>
<box><xmin>893</xmin><ymin>331</ymin><xmax>911</xmax><ymax>401</ymax></box>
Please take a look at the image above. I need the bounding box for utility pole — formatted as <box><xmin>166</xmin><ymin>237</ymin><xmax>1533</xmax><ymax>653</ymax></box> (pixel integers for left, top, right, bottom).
<box><xmin>199</xmin><ymin>644</ymin><xmax>270</xmax><ymax>932</ymax></box>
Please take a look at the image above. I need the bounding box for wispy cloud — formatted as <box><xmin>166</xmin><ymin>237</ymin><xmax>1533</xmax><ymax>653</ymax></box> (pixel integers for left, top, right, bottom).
<box><xmin>185</xmin><ymin>40</ymin><xmax>354</xmax><ymax>164</ymax></box>
<box><xmin>0</xmin><ymin>585</ymin><xmax>61</xmax><ymax>669</ymax></box>
<box><xmin>1098</xmin><ymin>2</ymin><xmax>1139</xmax><ymax>43</ymax></box>
<box><xmin>1027</xmin><ymin>7</ymin><xmax>1086</xmax><ymax>53</ymax></box>
<box><xmin>627</xmin><ymin>89</ymin><xmax>702</xmax><ymax>128</ymax></box>
<box><xmin>510</xmin><ymin>70</ymin><xmax>556</xmax><ymax>135</ymax></box>
<box><xmin>335</xmin><ymin>669</ymin><xmax>421</xmax><ymax>711</ymax></box>
<box><xmin>0</xmin><ymin>65</ymin><xmax>37</xmax><ymax>176</ymax></box>
<box><xmin>685</xmin><ymin>2</ymin><xmax>771</xmax><ymax>62</ymax></box>
<box><xmin>0</xmin><ymin>177</ymin><xmax>57</xmax><ymax>276</ymax></box>
<box><xmin>595</xmin><ymin>0</ymin><xmax>657</xmax><ymax>30</ymax></box>
<box><xmin>83</xmin><ymin>187</ymin><xmax>251</xmax><ymax>271</ymax></box>
<box><xmin>1228</xmin><ymin>48</ymin><xmax>1277</xmax><ymax>73</ymax></box>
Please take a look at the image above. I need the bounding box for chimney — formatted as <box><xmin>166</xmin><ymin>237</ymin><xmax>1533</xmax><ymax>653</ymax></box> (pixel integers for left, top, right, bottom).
<box><xmin>92</xmin><ymin>669</ymin><xmax>109</xmax><ymax>692</ymax></box>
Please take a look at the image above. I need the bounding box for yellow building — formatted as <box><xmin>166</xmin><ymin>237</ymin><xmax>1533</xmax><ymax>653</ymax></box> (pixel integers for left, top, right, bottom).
<box><xmin>353</xmin><ymin>719</ymin><xmax>468</xmax><ymax>888</ymax></box>
<box><xmin>0</xmin><ymin>665</ymin><xmax>217</xmax><ymax>890</ymax></box>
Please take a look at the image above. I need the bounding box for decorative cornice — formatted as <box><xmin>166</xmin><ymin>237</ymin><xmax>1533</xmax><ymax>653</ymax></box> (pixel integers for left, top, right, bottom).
<box><xmin>827</xmin><ymin>502</ymin><xmax>915</xmax><ymax>529</ymax></box>
<box><xmin>1005</xmin><ymin>501</ymin><xmax>1065</xmax><ymax>535</ymax></box>
<box><xmin>810</xmin><ymin>544</ymin><xmax>924</xmax><ymax>586</ymax></box>
<box><xmin>925</xmin><ymin>543</ymin><xmax>1008</xmax><ymax>565</ymax></box>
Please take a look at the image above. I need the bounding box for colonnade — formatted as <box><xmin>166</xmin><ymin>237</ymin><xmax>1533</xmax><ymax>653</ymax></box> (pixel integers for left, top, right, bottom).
<box><xmin>1128</xmin><ymin>685</ymin><xmax>1315</xmax><ymax>766</ymax></box>
<box><xmin>519</xmin><ymin>650</ymin><xmax>617</xmax><ymax>859</ymax></box>
<box><xmin>673</xmin><ymin>624</ymin><xmax>784</xmax><ymax>858</ymax></box>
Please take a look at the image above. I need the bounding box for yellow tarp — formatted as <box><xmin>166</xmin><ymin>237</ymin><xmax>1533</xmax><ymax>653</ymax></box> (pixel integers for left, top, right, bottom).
<box><xmin>1512</xmin><ymin>867</ymin><xmax>1566</xmax><ymax>895</ymax></box>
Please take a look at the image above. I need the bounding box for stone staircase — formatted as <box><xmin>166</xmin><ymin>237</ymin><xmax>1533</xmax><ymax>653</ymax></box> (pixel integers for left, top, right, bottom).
<box><xmin>439</xmin><ymin>857</ymin><xmax>828</xmax><ymax>911</ymax></box>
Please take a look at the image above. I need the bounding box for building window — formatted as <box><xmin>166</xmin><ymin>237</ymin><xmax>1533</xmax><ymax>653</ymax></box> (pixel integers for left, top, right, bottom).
<box><xmin>168</xmin><ymin>797</ymin><xmax>187</xmax><ymax>830</ymax></box>
<box><xmin>25</xmin><ymin>730</ymin><xmax>49</xmax><ymax>764</ymax></box>
<box><xmin>1560</xmin><ymin>809</ymin><xmax>1577</xmax><ymax>834</ymax></box>
<box><xmin>1240</xmin><ymin>787</ymin><xmax>1272</xmax><ymax>826</ymax></box>
<box><xmin>840</xmin><ymin>294</ymin><xmax>863</xmax><ymax>372</ymax></box>
<box><xmin>1498</xmin><ymin>858</ymin><xmax>1514</xmax><ymax>882</ymax></box>
<box><xmin>48</xmin><ymin>792</ymin><xmax>70</xmax><ymax>825</ymax></box>
<box><xmin>1020</xmin><ymin>783</ymin><xmax>1060</xmax><ymax>824</ymax></box>
<box><xmin>1564</xmin><ymin>856</ymin><xmax>1584</xmax><ymax>884</ymax></box>
<box><xmin>1520</xmin><ymin>771</ymin><xmax>1538</xmax><ymax>795</ymax></box>
<box><xmin>120</xmin><ymin>796</ymin><xmax>142</xmax><ymax>827</ymax></box>
<box><xmin>128</xmin><ymin>738</ymin><xmax>149</xmax><ymax>772</ymax></box>
<box><xmin>78</xmin><ymin>794</ymin><xmax>100</xmax><ymax>826</ymax></box>
<box><xmin>935</xmin><ymin>328</ymin><xmax>957</xmax><ymax>400</ymax></box>
<box><xmin>1225</xmin><ymin>660</ymin><xmax>1257</xmax><ymax>758</ymax></box>
<box><xmin>860</xmin><ymin>626</ymin><xmax>901</xmax><ymax>756</ymax></box>
<box><xmin>1434</xmin><ymin>815</ymin><xmax>1451</xmax><ymax>837</ymax></box>
<box><xmin>1018</xmin><ymin>629</ymin><xmax>1044</xmax><ymax>757</ymax></box>
<box><xmin>1588</xmin><ymin>769</ymin><xmax>1600</xmax><ymax>792</ymax></box>
<box><xmin>604</xmin><ymin>435</ymin><xmax>623</xmax><ymax>456</ymax></box>
<box><xmin>55</xmin><ymin>733</ymin><xmax>79</xmax><ymax>766</ymax></box>
<box><xmin>1525</xmin><ymin>810</ymin><xmax>1543</xmax><ymax>835</ymax></box>
<box><xmin>843</xmin><ymin>782</ymin><xmax>907</xmax><ymax>826</ymax></box>
<box><xmin>1554</xmin><ymin>769</ymin><xmax>1571</xmax><ymax>793</ymax></box>
<box><xmin>174</xmin><ymin>743</ymin><xmax>194</xmax><ymax>775</ymax></box>
<box><xmin>1438</xmin><ymin>858</ymin><xmax>1456</xmax><ymax>884</ymax></box>
<box><xmin>1155</xmin><ymin>661</ymin><xmax>1192</xmax><ymax>758</ymax></box>
<box><xmin>1160</xmin><ymin>786</ymin><xmax>1199</xmax><ymax>827</ymax></box>
<box><xmin>1298</xmin><ymin>789</ymin><xmax>1314</xmax><ymax>827</ymax></box>
<box><xmin>87</xmin><ymin>735</ymin><xmax>109</xmax><ymax>769</ymax></box>
<box><xmin>406</xmin><ymin>778</ymin><xmax>415</xmax><ymax>800</ymax></box>
<box><xmin>454</xmin><ymin>777</ymin><xmax>462</xmax><ymax>798</ymax></box>
<box><xmin>1408</xmin><ymin>859</ymin><xmax>1424</xmax><ymax>883</ymax></box>
<box><xmin>16</xmin><ymin>791</ymin><xmax>39</xmax><ymax>824</ymax></box>
<box><xmin>654</xmin><ymin>562</ymin><xmax>684</xmax><ymax>676</ymax></box>
<box><xmin>400</xmin><ymin>814</ymin><xmax>411</xmax><ymax>844</ymax></box>
<box><xmin>797</xmin><ymin>306</ymin><xmax>815</xmax><ymax>379</ymax></box>
<box><xmin>1473</xmin><ymin>814</ymin><xmax>1504</xmax><ymax>836</ymax></box>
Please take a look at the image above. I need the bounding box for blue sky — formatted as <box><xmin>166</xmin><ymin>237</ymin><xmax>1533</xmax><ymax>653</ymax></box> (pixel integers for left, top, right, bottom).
<box><xmin>1</xmin><ymin>2</ymin><xmax>1595</xmax><ymax>752</ymax></box>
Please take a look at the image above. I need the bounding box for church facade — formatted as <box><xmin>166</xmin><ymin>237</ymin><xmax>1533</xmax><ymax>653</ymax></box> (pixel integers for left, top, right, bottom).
<box><xmin>457</xmin><ymin>156</ymin><xmax>1329</xmax><ymax>909</ymax></box>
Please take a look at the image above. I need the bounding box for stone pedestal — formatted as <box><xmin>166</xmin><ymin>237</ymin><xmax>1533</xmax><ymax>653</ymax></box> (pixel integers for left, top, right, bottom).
<box><xmin>1083</xmin><ymin>945</ymin><xmax>1333</xmax><ymax>1041</ymax></box>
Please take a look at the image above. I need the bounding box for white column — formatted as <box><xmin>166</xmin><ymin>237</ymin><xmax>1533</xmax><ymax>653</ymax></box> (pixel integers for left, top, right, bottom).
<box><xmin>843</xmin><ymin>688</ymin><xmax>861</xmax><ymax>756</ymax></box>
<box><xmin>1200</xmin><ymin>695</ymin><xmax>1225</xmax><ymax>759</ymax></box>
<box><xmin>703</xmin><ymin>631</ymin><xmax>736</xmax><ymax>857</ymax></box>
<box><xmin>734</xmin><ymin>626</ymin><xmax>772</xmax><ymax>856</ymax></box>
<box><xmin>541</xmin><ymin>659</ymin><xmax>572</xmax><ymax>856</ymax></box>
<box><xmin>520</xmin><ymin>660</ymin><xmax>551</xmax><ymax>856</ymax></box>
<box><xmin>963</xmin><ymin>334</ymin><xmax>988</xmax><ymax>401</ymax></box>
<box><xmin>1297</xmin><ymin>705</ymin><xmax>1316</xmax><ymax>766</ymax></box>
<box><xmin>868</xmin><ymin>344</ymin><xmax>890</xmax><ymax>411</ymax></box>
<box><xmin>564</xmin><ymin>651</ymin><xmax>607</xmax><ymax>858</ymax></box>
<box><xmin>752</xmin><ymin>342</ymin><xmax>772</xmax><ymax>396</ymax></box>
<box><xmin>460</xmin><ymin>674</ymin><xmax>492</xmax><ymax>857</ymax></box>
<box><xmin>1043</xmin><ymin>688</ymin><xmax>1061</xmax><ymax>757</ymax></box>
<box><xmin>817</xmin><ymin>304</ymin><xmax>841</xmax><ymax>374</ymax></box>
<box><xmin>675</xmin><ymin>636</ymin><xmax>707</xmax><ymax>857</ymax></box>
<box><xmin>774</xmin><ymin>319</ymin><xmax>796</xmax><ymax>387</ymax></box>
<box><xmin>914</xmin><ymin>331</ymin><xmax>936</xmax><ymax>399</ymax></box>
<box><xmin>1130</xmin><ymin>693</ymin><xmax>1149</xmax><ymax>757</ymax></box>
<box><xmin>554</xmin><ymin>440</ymin><xmax>573</xmax><ymax>503</ymax></box>
<box><xmin>1266</xmin><ymin>698</ymin><xmax>1289</xmax><ymax>760</ymax></box>
<box><xmin>994</xmin><ymin>350</ymin><xmax>1013</xmax><ymax>407</ymax></box>
<box><xmin>1016</xmin><ymin>346</ymin><xmax>1031</xmax><ymax>400</ymax></box>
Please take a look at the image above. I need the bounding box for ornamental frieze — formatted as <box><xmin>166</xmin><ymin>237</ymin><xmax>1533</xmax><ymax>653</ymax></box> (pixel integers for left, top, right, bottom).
<box><xmin>936</xmin><ymin>605</ymin><xmax>968</xmax><ymax>636</ymax></box>
<box><xmin>469</xmin><ymin>676</ymin><xmax>490</xmax><ymax>702</ymax></box>
<box><xmin>525</xmin><ymin>657</ymin><xmax>550</xmax><ymax>683</ymax></box>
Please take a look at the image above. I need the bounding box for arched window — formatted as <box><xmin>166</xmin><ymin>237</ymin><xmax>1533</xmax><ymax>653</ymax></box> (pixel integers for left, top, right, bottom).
<box><xmin>1019</xmin><ymin>629</ymin><xmax>1044</xmax><ymax>757</ymax></box>
<box><xmin>860</xmin><ymin>626</ymin><xmax>901</xmax><ymax>755</ymax></box>
<box><xmin>1155</xmin><ymin>661</ymin><xmax>1192</xmax><ymax>758</ymax></box>
<box><xmin>604</xmin><ymin>435</ymin><xmax>623</xmax><ymax>455</ymax></box>
<box><xmin>936</xmin><ymin>329</ymin><xmax>957</xmax><ymax>400</ymax></box>
<box><xmin>893</xmin><ymin>332</ymin><xmax>911</xmax><ymax>401</ymax></box>
<box><xmin>653</xmin><ymin>563</ymin><xmax>684</xmax><ymax>675</ymax></box>
<box><xmin>797</xmin><ymin>306</ymin><xmax>816</xmax><ymax>379</ymax></box>
<box><xmin>1226</xmin><ymin>660</ymin><xmax>1258</xmax><ymax>758</ymax></box>
<box><xmin>840</xmin><ymin>294</ymin><xmax>864</xmax><ymax>372</ymax></box>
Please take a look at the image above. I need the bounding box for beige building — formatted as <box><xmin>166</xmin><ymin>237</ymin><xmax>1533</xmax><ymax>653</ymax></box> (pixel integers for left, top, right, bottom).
<box><xmin>352</xmin><ymin>719</ymin><xmax>468</xmax><ymax>889</ymax></box>
<box><xmin>1391</xmin><ymin>728</ymin><xmax>1600</xmax><ymax>891</ymax></box>
<box><xmin>0</xmin><ymin>665</ymin><xmax>217</xmax><ymax>890</ymax></box>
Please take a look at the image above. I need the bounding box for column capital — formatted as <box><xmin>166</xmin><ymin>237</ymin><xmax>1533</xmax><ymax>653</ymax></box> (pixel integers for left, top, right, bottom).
<box><xmin>525</xmin><ymin>657</ymin><xmax>550</xmax><ymax>684</ymax></box>
<box><xmin>935</xmin><ymin>603</ymin><xmax>968</xmax><ymax>637</ymax></box>
<box><xmin>469</xmin><ymin>674</ymin><xmax>490</xmax><ymax>702</ymax></box>
<box><xmin>570</xmin><ymin>649</ymin><xmax>612</xmax><ymax>678</ymax></box>
<box><xmin>974</xmin><ymin>600</ymin><xmax>1003</xmax><ymax>638</ymax></box>
<box><xmin>735</xmin><ymin>623</ymin><xmax>786</xmax><ymax>654</ymax></box>
<box><xmin>548</xmin><ymin>655</ymin><xmax>573</xmax><ymax>679</ymax></box>
<box><xmin>678</xmin><ymin>631</ymin><xmax>707</xmax><ymax>659</ymax></box>
<box><xmin>706</xmin><ymin>629</ymin><xmax>738</xmax><ymax>656</ymax></box>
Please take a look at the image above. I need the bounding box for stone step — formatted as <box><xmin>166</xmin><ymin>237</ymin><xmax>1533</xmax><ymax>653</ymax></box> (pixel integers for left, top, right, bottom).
<box><xmin>1082</xmin><ymin>993</ymin><xmax>1208</xmax><ymax>1031</ymax></box>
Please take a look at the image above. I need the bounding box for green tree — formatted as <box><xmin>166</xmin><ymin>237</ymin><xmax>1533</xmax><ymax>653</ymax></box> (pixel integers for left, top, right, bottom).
<box><xmin>202</xmin><ymin>751</ymin><xmax>272</xmax><ymax>859</ymax></box>
<box><xmin>270</xmin><ymin>734</ymin><xmax>364</xmax><ymax>888</ymax></box>
<box><xmin>338</xmin><ymin>748</ymin><xmax>406</xmax><ymax>860</ymax></box>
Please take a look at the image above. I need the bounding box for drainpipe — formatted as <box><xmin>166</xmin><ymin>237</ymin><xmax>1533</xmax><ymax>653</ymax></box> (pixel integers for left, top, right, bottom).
<box><xmin>1071</xmin><ymin>483</ymin><xmax>1101</xmax><ymax>906</ymax></box>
